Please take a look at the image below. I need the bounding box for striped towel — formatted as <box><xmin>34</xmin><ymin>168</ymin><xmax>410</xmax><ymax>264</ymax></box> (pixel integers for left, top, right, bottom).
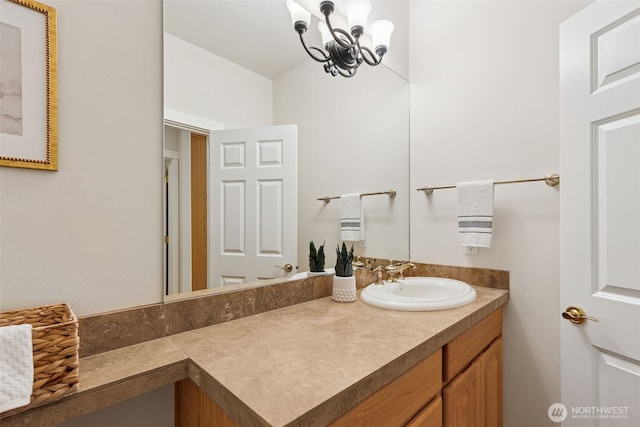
<box><xmin>340</xmin><ymin>193</ymin><xmax>363</xmax><ymax>241</ymax></box>
<box><xmin>457</xmin><ymin>180</ymin><xmax>494</xmax><ymax>248</ymax></box>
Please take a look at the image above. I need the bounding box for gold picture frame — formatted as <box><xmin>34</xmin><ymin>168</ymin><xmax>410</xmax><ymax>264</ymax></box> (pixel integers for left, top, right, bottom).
<box><xmin>0</xmin><ymin>0</ymin><xmax>57</xmax><ymax>170</ymax></box>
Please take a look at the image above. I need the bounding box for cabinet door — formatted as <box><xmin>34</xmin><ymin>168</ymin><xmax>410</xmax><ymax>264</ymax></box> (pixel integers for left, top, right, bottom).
<box><xmin>443</xmin><ymin>338</ymin><xmax>502</xmax><ymax>427</ymax></box>
<box><xmin>480</xmin><ymin>337</ymin><xmax>502</xmax><ymax>427</ymax></box>
<box><xmin>443</xmin><ymin>360</ymin><xmax>482</xmax><ymax>427</ymax></box>
<box><xmin>406</xmin><ymin>395</ymin><xmax>443</xmax><ymax>427</ymax></box>
<box><xmin>175</xmin><ymin>379</ymin><xmax>239</xmax><ymax>427</ymax></box>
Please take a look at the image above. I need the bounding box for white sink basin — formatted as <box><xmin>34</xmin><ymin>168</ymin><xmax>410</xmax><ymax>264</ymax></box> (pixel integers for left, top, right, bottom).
<box><xmin>360</xmin><ymin>277</ymin><xmax>477</xmax><ymax>311</ymax></box>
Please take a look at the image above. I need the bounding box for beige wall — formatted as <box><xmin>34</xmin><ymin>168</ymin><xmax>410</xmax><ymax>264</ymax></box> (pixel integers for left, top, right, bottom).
<box><xmin>0</xmin><ymin>0</ymin><xmax>163</xmax><ymax>316</ymax></box>
<box><xmin>58</xmin><ymin>385</ymin><xmax>173</xmax><ymax>427</ymax></box>
<box><xmin>273</xmin><ymin>59</ymin><xmax>410</xmax><ymax>270</ymax></box>
<box><xmin>409</xmin><ymin>1</ymin><xmax>588</xmax><ymax>426</ymax></box>
<box><xmin>164</xmin><ymin>33</ymin><xmax>273</xmax><ymax>129</ymax></box>
<box><xmin>0</xmin><ymin>1</ymin><xmax>168</xmax><ymax>426</ymax></box>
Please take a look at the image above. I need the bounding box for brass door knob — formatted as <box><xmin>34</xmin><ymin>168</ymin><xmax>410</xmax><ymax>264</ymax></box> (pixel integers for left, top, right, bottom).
<box><xmin>274</xmin><ymin>263</ymin><xmax>294</xmax><ymax>273</ymax></box>
<box><xmin>562</xmin><ymin>306</ymin><xmax>599</xmax><ymax>324</ymax></box>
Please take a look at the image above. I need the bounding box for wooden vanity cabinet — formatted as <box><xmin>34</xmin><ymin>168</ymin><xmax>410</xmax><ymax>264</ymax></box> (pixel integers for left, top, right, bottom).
<box><xmin>175</xmin><ymin>379</ymin><xmax>238</xmax><ymax>427</ymax></box>
<box><xmin>333</xmin><ymin>308</ymin><xmax>502</xmax><ymax>427</ymax></box>
<box><xmin>330</xmin><ymin>348</ymin><xmax>442</xmax><ymax>427</ymax></box>
<box><xmin>406</xmin><ymin>395</ymin><xmax>443</xmax><ymax>427</ymax></box>
<box><xmin>481</xmin><ymin>337</ymin><xmax>503</xmax><ymax>427</ymax></box>
<box><xmin>442</xmin><ymin>308</ymin><xmax>503</xmax><ymax>427</ymax></box>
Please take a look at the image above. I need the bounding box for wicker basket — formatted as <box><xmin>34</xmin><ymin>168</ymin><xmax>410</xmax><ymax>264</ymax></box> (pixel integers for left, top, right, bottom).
<box><xmin>0</xmin><ymin>303</ymin><xmax>79</xmax><ymax>417</ymax></box>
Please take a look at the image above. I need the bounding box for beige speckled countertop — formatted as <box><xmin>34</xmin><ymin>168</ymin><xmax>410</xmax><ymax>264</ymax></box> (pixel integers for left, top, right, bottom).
<box><xmin>3</xmin><ymin>286</ymin><xmax>507</xmax><ymax>427</ymax></box>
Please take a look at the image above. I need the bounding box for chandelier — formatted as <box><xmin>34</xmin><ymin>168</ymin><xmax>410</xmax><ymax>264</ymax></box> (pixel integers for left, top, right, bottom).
<box><xmin>286</xmin><ymin>0</ymin><xmax>394</xmax><ymax>78</ymax></box>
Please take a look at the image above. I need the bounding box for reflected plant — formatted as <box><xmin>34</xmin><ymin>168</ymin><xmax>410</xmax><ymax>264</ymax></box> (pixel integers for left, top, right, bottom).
<box><xmin>309</xmin><ymin>241</ymin><xmax>325</xmax><ymax>273</ymax></box>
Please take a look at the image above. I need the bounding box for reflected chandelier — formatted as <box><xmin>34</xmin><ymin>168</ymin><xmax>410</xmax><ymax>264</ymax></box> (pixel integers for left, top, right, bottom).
<box><xmin>286</xmin><ymin>0</ymin><xmax>394</xmax><ymax>78</ymax></box>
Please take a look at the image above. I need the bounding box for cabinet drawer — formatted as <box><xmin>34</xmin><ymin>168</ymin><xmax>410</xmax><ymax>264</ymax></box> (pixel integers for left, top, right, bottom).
<box><xmin>443</xmin><ymin>308</ymin><xmax>502</xmax><ymax>383</ymax></box>
<box><xmin>330</xmin><ymin>348</ymin><xmax>442</xmax><ymax>427</ymax></box>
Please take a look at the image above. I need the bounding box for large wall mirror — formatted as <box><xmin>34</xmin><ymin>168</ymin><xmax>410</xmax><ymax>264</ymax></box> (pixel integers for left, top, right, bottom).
<box><xmin>163</xmin><ymin>0</ymin><xmax>410</xmax><ymax>299</ymax></box>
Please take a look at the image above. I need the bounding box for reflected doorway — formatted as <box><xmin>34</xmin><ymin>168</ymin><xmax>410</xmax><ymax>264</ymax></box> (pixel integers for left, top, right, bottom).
<box><xmin>164</xmin><ymin>125</ymin><xmax>208</xmax><ymax>295</ymax></box>
<box><xmin>163</xmin><ymin>122</ymin><xmax>298</xmax><ymax>298</ymax></box>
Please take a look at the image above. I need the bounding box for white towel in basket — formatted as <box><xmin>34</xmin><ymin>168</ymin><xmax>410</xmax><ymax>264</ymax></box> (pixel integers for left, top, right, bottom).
<box><xmin>0</xmin><ymin>324</ymin><xmax>34</xmax><ymax>413</ymax></box>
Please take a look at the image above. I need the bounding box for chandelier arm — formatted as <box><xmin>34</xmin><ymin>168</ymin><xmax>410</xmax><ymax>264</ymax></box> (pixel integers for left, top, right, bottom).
<box><xmin>324</xmin><ymin>12</ymin><xmax>356</xmax><ymax>49</ymax></box>
<box><xmin>299</xmin><ymin>33</ymin><xmax>330</xmax><ymax>63</ymax></box>
<box><xmin>337</xmin><ymin>67</ymin><xmax>357</xmax><ymax>78</ymax></box>
<box><xmin>359</xmin><ymin>45</ymin><xmax>382</xmax><ymax>66</ymax></box>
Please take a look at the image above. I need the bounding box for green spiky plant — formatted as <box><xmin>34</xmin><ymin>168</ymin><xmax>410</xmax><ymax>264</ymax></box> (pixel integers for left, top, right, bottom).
<box><xmin>335</xmin><ymin>242</ymin><xmax>355</xmax><ymax>277</ymax></box>
<box><xmin>309</xmin><ymin>241</ymin><xmax>326</xmax><ymax>273</ymax></box>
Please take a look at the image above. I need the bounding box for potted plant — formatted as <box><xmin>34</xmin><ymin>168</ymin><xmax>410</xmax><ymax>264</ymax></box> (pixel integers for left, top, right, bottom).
<box><xmin>333</xmin><ymin>242</ymin><xmax>356</xmax><ymax>302</ymax></box>
<box><xmin>308</xmin><ymin>241</ymin><xmax>327</xmax><ymax>276</ymax></box>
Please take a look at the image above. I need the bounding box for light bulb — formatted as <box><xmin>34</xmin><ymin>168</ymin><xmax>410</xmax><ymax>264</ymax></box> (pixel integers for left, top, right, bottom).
<box><xmin>370</xmin><ymin>19</ymin><xmax>394</xmax><ymax>49</ymax></box>
<box><xmin>346</xmin><ymin>0</ymin><xmax>372</xmax><ymax>30</ymax></box>
<box><xmin>318</xmin><ymin>21</ymin><xmax>332</xmax><ymax>47</ymax></box>
<box><xmin>286</xmin><ymin>0</ymin><xmax>311</xmax><ymax>30</ymax></box>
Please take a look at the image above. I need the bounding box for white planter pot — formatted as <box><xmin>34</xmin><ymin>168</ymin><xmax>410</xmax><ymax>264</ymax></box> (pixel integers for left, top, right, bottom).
<box><xmin>332</xmin><ymin>275</ymin><xmax>356</xmax><ymax>303</ymax></box>
<box><xmin>308</xmin><ymin>270</ymin><xmax>328</xmax><ymax>277</ymax></box>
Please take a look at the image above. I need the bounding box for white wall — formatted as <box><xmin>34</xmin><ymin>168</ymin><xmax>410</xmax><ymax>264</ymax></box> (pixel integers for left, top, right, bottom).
<box><xmin>0</xmin><ymin>0</ymin><xmax>163</xmax><ymax>317</ymax></box>
<box><xmin>164</xmin><ymin>33</ymin><xmax>273</xmax><ymax>129</ymax></box>
<box><xmin>409</xmin><ymin>1</ymin><xmax>588</xmax><ymax>426</ymax></box>
<box><xmin>273</xmin><ymin>59</ymin><xmax>410</xmax><ymax>270</ymax></box>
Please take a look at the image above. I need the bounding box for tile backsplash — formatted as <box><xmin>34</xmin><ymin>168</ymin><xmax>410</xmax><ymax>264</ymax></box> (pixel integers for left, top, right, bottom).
<box><xmin>79</xmin><ymin>261</ymin><xmax>508</xmax><ymax>357</ymax></box>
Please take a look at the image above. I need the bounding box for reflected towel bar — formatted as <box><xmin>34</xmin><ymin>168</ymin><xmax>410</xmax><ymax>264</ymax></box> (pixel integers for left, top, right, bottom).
<box><xmin>317</xmin><ymin>189</ymin><xmax>397</xmax><ymax>204</ymax></box>
<box><xmin>417</xmin><ymin>174</ymin><xmax>560</xmax><ymax>196</ymax></box>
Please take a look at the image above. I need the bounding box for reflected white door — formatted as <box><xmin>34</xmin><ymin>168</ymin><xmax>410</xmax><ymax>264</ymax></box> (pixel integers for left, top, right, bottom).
<box><xmin>560</xmin><ymin>2</ymin><xmax>640</xmax><ymax>426</ymax></box>
<box><xmin>210</xmin><ymin>125</ymin><xmax>297</xmax><ymax>286</ymax></box>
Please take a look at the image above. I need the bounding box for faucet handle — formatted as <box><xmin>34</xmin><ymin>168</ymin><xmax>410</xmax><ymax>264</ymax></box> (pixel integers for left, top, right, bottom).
<box><xmin>385</xmin><ymin>262</ymin><xmax>416</xmax><ymax>280</ymax></box>
<box><xmin>369</xmin><ymin>265</ymin><xmax>386</xmax><ymax>285</ymax></box>
<box><xmin>363</xmin><ymin>258</ymin><xmax>382</xmax><ymax>269</ymax></box>
<box><xmin>386</xmin><ymin>270</ymin><xmax>400</xmax><ymax>282</ymax></box>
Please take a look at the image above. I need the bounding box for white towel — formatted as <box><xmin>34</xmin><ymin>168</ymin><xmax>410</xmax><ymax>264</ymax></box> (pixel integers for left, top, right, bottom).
<box><xmin>0</xmin><ymin>324</ymin><xmax>34</xmax><ymax>413</ymax></box>
<box><xmin>340</xmin><ymin>193</ymin><xmax>365</xmax><ymax>242</ymax></box>
<box><xmin>457</xmin><ymin>180</ymin><xmax>495</xmax><ymax>248</ymax></box>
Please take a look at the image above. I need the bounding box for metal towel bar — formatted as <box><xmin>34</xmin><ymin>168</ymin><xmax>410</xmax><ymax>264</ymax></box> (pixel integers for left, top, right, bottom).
<box><xmin>317</xmin><ymin>189</ymin><xmax>396</xmax><ymax>203</ymax></box>
<box><xmin>417</xmin><ymin>174</ymin><xmax>560</xmax><ymax>196</ymax></box>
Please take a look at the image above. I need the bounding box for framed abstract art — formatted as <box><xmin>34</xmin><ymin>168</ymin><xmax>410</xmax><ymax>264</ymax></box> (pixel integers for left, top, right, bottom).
<box><xmin>0</xmin><ymin>0</ymin><xmax>57</xmax><ymax>170</ymax></box>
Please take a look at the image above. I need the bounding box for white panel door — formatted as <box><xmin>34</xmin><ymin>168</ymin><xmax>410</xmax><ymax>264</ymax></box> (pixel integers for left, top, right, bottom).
<box><xmin>560</xmin><ymin>2</ymin><xmax>640</xmax><ymax>426</ymax></box>
<box><xmin>210</xmin><ymin>125</ymin><xmax>297</xmax><ymax>286</ymax></box>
